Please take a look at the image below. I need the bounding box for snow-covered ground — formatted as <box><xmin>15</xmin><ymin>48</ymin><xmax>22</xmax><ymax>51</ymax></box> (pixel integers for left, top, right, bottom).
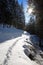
<box><xmin>0</xmin><ymin>25</ymin><xmax>43</xmax><ymax>65</ymax></box>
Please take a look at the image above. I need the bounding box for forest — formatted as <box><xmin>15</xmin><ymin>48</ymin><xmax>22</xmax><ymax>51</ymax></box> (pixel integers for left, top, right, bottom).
<box><xmin>0</xmin><ymin>0</ymin><xmax>43</xmax><ymax>46</ymax></box>
<box><xmin>0</xmin><ymin>0</ymin><xmax>25</xmax><ymax>29</ymax></box>
<box><xmin>26</xmin><ymin>0</ymin><xmax>43</xmax><ymax>46</ymax></box>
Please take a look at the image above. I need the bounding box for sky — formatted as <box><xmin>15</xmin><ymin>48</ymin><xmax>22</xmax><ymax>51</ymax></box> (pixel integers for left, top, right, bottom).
<box><xmin>18</xmin><ymin>0</ymin><xmax>30</xmax><ymax>24</ymax></box>
<box><xmin>18</xmin><ymin>0</ymin><xmax>36</xmax><ymax>25</ymax></box>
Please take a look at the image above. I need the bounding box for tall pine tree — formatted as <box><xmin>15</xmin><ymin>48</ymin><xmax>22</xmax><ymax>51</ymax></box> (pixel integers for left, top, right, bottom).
<box><xmin>0</xmin><ymin>0</ymin><xmax>25</xmax><ymax>29</ymax></box>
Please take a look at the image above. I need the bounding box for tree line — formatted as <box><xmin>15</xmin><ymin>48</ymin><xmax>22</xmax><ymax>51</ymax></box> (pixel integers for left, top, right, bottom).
<box><xmin>25</xmin><ymin>0</ymin><xmax>43</xmax><ymax>47</ymax></box>
<box><xmin>0</xmin><ymin>0</ymin><xmax>25</xmax><ymax>29</ymax></box>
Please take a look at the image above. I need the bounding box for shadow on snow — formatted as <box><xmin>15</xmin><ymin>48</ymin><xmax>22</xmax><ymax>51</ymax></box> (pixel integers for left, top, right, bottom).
<box><xmin>0</xmin><ymin>27</ymin><xmax>24</xmax><ymax>43</ymax></box>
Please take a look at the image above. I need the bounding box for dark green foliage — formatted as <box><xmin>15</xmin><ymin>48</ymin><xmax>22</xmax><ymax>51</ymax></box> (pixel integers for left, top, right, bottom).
<box><xmin>27</xmin><ymin>0</ymin><xmax>43</xmax><ymax>39</ymax></box>
<box><xmin>27</xmin><ymin>0</ymin><xmax>43</xmax><ymax>46</ymax></box>
<box><xmin>0</xmin><ymin>0</ymin><xmax>25</xmax><ymax>29</ymax></box>
<box><xmin>26</xmin><ymin>17</ymin><xmax>35</xmax><ymax>34</ymax></box>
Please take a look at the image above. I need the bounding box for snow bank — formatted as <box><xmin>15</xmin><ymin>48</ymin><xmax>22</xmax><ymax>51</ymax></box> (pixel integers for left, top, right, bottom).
<box><xmin>0</xmin><ymin>24</ymin><xmax>43</xmax><ymax>65</ymax></box>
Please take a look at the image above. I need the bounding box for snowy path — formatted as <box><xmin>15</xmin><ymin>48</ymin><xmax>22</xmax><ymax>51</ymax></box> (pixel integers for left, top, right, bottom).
<box><xmin>1</xmin><ymin>37</ymin><xmax>22</xmax><ymax>65</ymax></box>
<box><xmin>0</xmin><ymin>34</ymin><xmax>39</xmax><ymax>65</ymax></box>
<box><xmin>0</xmin><ymin>27</ymin><xmax>41</xmax><ymax>65</ymax></box>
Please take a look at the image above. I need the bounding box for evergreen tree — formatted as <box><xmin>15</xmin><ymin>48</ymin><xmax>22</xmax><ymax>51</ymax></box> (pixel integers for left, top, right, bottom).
<box><xmin>0</xmin><ymin>0</ymin><xmax>25</xmax><ymax>29</ymax></box>
<box><xmin>27</xmin><ymin>0</ymin><xmax>43</xmax><ymax>46</ymax></box>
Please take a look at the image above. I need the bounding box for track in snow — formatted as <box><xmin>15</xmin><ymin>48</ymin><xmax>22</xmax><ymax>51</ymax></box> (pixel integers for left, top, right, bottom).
<box><xmin>1</xmin><ymin>37</ymin><xmax>23</xmax><ymax>65</ymax></box>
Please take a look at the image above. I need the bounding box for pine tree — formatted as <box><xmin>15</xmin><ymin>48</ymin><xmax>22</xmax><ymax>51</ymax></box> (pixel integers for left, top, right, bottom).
<box><xmin>27</xmin><ymin>0</ymin><xmax>43</xmax><ymax>46</ymax></box>
<box><xmin>0</xmin><ymin>0</ymin><xmax>25</xmax><ymax>29</ymax></box>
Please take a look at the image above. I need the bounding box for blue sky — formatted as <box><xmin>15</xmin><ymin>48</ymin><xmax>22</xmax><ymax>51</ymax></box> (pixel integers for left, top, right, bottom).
<box><xmin>18</xmin><ymin>0</ymin><xmax>27</xmax><ymax>10</ymax></box>
<box><xmin>18</xmin><ymin>0</ymin><xmax>30</xmax><ymax>24</ymax></box>
<box><xmin>18</xmin><ymin>0</ymin><xmax>36</xmax><ymax>24</ymax></box>
<box><xmin>18</xmin><ymin>0</ymin><xmax>22</xmax><ymax>4</ymax></box>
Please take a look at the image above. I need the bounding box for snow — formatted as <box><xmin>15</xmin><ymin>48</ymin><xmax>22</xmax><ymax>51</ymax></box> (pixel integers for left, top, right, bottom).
<box><xmin>0</xmin><ymin>25</ymin><xmax>43</xmax><ymax>65</ymax></box>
